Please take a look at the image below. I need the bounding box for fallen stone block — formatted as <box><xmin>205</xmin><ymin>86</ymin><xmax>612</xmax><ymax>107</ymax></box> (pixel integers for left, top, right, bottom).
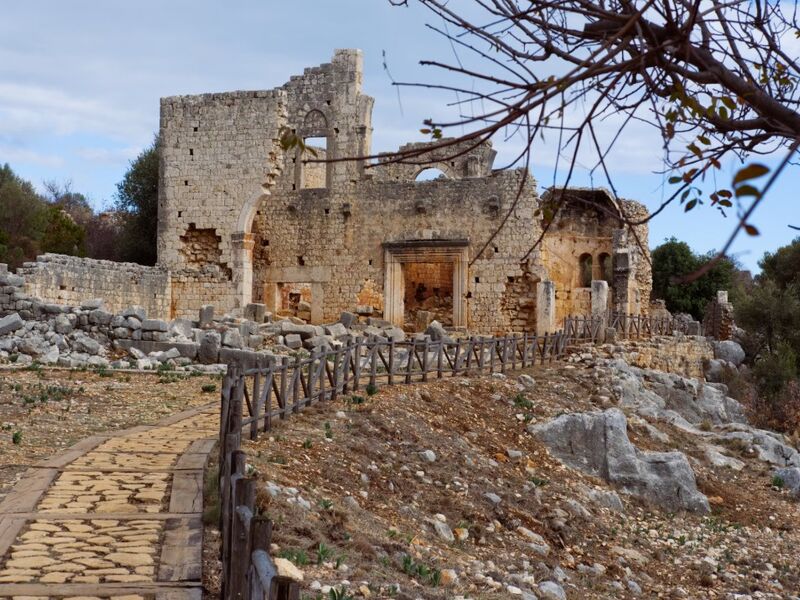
<box><xmin>339</xmin><ymin>311</ymin><xmax>358</xmax><ymax>328</ymax></box>
<box><xmin>88</xmin><ymin>309</ymin><xmax>113</xmax><ymax>326</ymax></box>
<box><xmin>199</xmin><ymin>331</ymin><xmax>221</xmax><ymax>364</ymax></box>
<box><xmin>122</xmin><ymin>305</ymin><xmax>147</xmax><ymax>320</ymax></box>
<box><xmin>284</xmin><ymin>334</ymin><xmax>302</xmax><ymax>349</ymax></box>
<box><xmin>0</xmin><ymin>313</ymin><xmax>24</xmax><ymax>336</ymax></box>
<box><xmin>199</xmin><ymin>304</ymin><xmax>214</xmax><ymax>328</ymax></box>
<box><xmin>244</xmin><ymin>303</ymin><xmax>266</xmax><ymax>323</ymax></box>
<box><xmin>324</xmin><ymin>322</ymin><xmax>348</xmax><ymax>338</ymax></box>
<box><xmin>142</xmin><ymin>319</ymin><xmax>169</xmax><ymax>332</ymax></box>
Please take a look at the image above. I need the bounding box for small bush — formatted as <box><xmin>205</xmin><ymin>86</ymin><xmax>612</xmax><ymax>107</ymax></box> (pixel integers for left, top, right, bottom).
<box><xmin>772</xmin><ymin>475</ymin><xmax>785</xmax><ymax>489</ymax></box>
<box><xmin>11</xmin><ymin>430</ymin><xmax>22</xmax><ymax>445</ymax></box>
<box><xmin>513</xmin><ymin>393</ymin><xmax>533</xmax><ymax>409</ymax></box>
<box><xmin>201</xmin><ymin>383</ymin><xmax>217</xmax><ymax>393</ymax></box>
<box><xmin>278</xmin><ymin>548</ymin><xmax>309</xmax><ymax>566</ymax></box>
<box><xmin>365</xmin><ymin>383</ymin><xmax>378</xmax><ymax>396</ymax></box>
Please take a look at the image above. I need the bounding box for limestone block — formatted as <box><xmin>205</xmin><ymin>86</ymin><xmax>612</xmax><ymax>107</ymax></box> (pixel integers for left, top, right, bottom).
<box><xmin>199</xmin><ymin>304</ymin><xmax>214</xmax><ymax>327</ymax></box>
<box><xmin>0</xmin><ymin>313</ymin><xmax>24</xmax><ymax>335</ymax></box>
<box><xmin>123</xmin><ymin>305</ymin><xmax>147</xmax><ymax>320</ymax></box>
<box><xmin>244</xmin><ymin>303</ymin><xmax>266</xmax><ymax>322</ymax></box>
<box><xmin>284</xmin><ymin>334</ymin><xmax>302</xmax><ymax>349</ymax></box>
<box><xmin>89</xmin><ymin>309</ymin><xmax>113</xmax><ymax>326</ymax></box>
<box><xmin>199</xmin><ymin>331</ymin><xmax>221</xmax><ymax>364</ymax></box>
<box><xmin>142</xmin><ymin>319</ymin><xmax>169</xmax><ymax>332</ymax></box>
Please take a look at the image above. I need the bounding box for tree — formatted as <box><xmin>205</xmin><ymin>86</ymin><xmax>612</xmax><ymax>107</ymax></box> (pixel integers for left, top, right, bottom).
<box><xmin>0</xmin><ymin>164</ymin><xmax>47</xmax><ymax>268</ymax></box>
<box><xmin>45</xmin><ymin>179</ymin><xmax>122</xmax><ymax>261</ymax></box>
<box><xmin>382</xmin><ymin>1</ymin><xmax>800</xmax><ymax>267</ymax></box>
<box><xmin>737</xmin><ymin>238</ymin><xmax>800</xmax><ymax>359</ymax></box>
<box><xmin>115</xmin><ymin>136</ymin><xmax>160</xmax><ymax>265</ymax></box>
<box><xmin>40</xmin><ymin>205</ymin><xmax>86</xmax><ymax>257</ymax></box>
<box><xmin>651</xmin><ymin>237</ymin><xmax>737</xmax><ymax>319</ymax></box>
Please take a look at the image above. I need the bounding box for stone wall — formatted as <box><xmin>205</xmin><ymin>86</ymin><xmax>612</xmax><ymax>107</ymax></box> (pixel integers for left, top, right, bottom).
<box><xmin>251</xmin><ymin>171</ymin><xmax>541</xmax><ymax>334</ymax></box>
<box><xmin>619</xmin><ymin>335</ymin><xmax>714</xmax><ymax>379</ymax></box>
<box><xmin>703</xmin><ymin>290</ymin><xmax>736</xmax><ymax>341</ymax></box>
<box><xmin>16</xmin><ymin>254</ymin><xmax>171</xmax><ymax>319</ymax></box>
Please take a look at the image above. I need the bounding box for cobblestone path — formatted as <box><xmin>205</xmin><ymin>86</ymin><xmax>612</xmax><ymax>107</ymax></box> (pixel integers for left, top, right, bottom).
<box><xmin>0</xmin><ymin>403</ymin><xmax>219</xmax><ymax>600</ymax></box>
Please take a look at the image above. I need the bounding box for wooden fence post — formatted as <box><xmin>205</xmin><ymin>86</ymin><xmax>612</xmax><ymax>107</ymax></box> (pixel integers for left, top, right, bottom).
<box><xmin>229</xmin><ymin>476</ymin><xmax>255</xmax><ymax>600</ymax></box>
<box><xmin>387</xmin><ymin>339</ymin><xmax>395</xmax><ymax>385</ymax></box>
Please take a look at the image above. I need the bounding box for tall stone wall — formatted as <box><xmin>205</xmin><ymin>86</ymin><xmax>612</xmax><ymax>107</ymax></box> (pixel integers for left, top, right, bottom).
<box><xmin>17</xmin><ymin>254</ymin><xmax>171</xmax><ymax>318</ymax></box>
<box><xmin>251</xmin><ymin>170</ymin><xmax>541</xmax><ymax>334</ymax></box>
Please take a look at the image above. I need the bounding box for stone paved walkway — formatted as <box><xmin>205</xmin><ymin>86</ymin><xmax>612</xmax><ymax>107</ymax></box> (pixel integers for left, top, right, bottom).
<box><xmin>0</xmin><ymin>403</ymin><xmax>219</xmax><ymax>600</ymax></box>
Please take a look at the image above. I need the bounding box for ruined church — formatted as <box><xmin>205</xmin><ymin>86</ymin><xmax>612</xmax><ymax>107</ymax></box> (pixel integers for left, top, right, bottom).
<box><xmin>154</xmin><ymin>49</ymin><xmax>651</xmax><ymax>334</ymax></box>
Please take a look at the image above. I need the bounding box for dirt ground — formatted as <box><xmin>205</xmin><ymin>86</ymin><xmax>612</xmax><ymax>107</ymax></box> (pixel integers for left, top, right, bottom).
<box><xmin>0</xmin><ymin>365</ymin><xmax>220</xmax><ymax>503</ymax></box>
<box><xmin>233</xmin><ymin>363</ymin><xmax>800</xmax><ymax>599</ymax></box>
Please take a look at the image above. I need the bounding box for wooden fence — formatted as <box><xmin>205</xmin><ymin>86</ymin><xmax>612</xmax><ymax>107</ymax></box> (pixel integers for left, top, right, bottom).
<box><xmin>218</xmin><ymin>365</ymin><xmax>300</xmax><ymax>600</ymax></box>
<box><xmin>214</xmin><ymin>311</ymin><xmax>702</xmax><ymax>598</ymax></box>
<box><xmin>238</xmin><ymin>330</ymin><xmax>570</xmax><ymax>441</ymax></box>
<box><xmin>564</xmin><ymin>312</ymin><xmax>702</xmax><ymax>343</ymax></box>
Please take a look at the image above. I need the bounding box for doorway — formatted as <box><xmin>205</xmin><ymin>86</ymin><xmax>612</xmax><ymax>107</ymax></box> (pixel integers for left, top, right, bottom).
<box><xmin>383</xmin><ymin>239</ymin><xmax>469</xmax><ymax>329</ymax></box>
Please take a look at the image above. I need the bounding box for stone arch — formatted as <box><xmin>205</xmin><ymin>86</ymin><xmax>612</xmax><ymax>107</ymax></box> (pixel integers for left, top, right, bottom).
<box><xmin>302</xmin><ymin>109</ymin><xmax>329</xmax><ymax>137</ymax></box>
<box><xmin>231</xmin><ymin>145</ymin><xmax>284</xmax><ymax>311</ymax></box>
<box><xmin>412</xmin><ymin>163</ymin><xmax>456</xmax><ymax>181</ymax></box>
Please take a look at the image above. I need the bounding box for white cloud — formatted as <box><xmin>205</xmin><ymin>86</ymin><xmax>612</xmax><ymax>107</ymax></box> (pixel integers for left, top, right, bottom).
<box><xmin>0</xmin><ymin>82</ymin><xmax>152</xmax><ymax>142</ymax></box>
<box><xmin>0</xmin><ymin>145</ymin><xmax>64</xmax><ymax>168</ymax></box>
<box><xmin>75</xmin><ymin>146</ymin><xmax>141</xmax><ymax>164</ymax></box>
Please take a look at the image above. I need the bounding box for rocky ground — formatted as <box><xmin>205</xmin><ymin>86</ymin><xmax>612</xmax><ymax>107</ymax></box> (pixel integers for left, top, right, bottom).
<box><xmin>216</xmin><ymin>339</ymin><xmax>800</xmax><ymax>600</ymax></box>
<box><xmin>0</xmin><ymin>366</ymin><xmax>220</xmax><ymax>503</ymax></box>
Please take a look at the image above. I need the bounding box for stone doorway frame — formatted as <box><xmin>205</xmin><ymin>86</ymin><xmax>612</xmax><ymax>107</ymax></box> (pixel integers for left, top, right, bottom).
<box><xmin>382</xmin><ymin>239</ymin><xmax>469</xmax><ymax>328</ymax></box>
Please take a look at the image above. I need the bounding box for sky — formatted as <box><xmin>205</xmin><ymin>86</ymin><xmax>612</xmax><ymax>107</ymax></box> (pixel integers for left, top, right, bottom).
<box><xmin>1</xmin><ymin>0</ymin><xmax>798</xmax><ymax>272</ymax></box>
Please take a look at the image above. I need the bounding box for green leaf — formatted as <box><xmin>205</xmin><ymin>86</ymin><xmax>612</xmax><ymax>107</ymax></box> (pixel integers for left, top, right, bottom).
<box><xmin>685</xmin><ymin>199</ymin><xmax>698</xmax><ymax>212</ymax></box>
<box><xmin>698</xmin><ymin>135</ymin><xmax>711</xmax><ymax>145</ymax></box>
<box><xmin>718</xmin><ymin>106</ymin><xmax>729</xmax><ymax>120</ymax></box>
<box><xmin>721</xmin><ymin>96</ymin><xmax>736</xmax><ymax>111</ymax></box>
<box><xmin>668</xmin><ymin>176</ymin><xmax>682</xmax><ymax>184</ymax></box>
<box><xmin>735</xmin><ymin>184</ymin><xmax>760</xmax><ymax>197</ymax></box>
<box><xmin>733</xmin><ymin>163</ymin><xmax>769</xmax><ymax>184</ymax></box>
<box><xmin>687</xmin><ymin>143</ymin><xmax>703</xmax><ymax>158</ymax></box>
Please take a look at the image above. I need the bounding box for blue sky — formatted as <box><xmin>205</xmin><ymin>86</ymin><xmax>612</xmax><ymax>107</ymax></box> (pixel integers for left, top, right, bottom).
<box><xmin>1</xmin><ymin>0</ymin><xmax>797</xmax><ymax>271</ymax></box>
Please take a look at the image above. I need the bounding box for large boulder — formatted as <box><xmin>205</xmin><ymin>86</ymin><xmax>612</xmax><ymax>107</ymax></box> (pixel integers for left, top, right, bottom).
<box><xmin>611</xmin><ymin>360</ymin><xmax>745</xmax><ymax>427</ymax></box>
<box><xmin>529</xmin><ymin>409</ymin><xmax>710</xmax><ymax>513</ymax></box>
<box><xmin>713</xmin><ymin>340</ymin><xmax>746</xmax><ymax>367</ymax></box>
<box><xmin>774</xmin><ymin>467</ymin><xmax>800</xmax><ymax>497</ymax></box>
<box><xmin>0</xmin><ymin>313</ymin><xmax>24</xmax><ymax>336</ymax></box>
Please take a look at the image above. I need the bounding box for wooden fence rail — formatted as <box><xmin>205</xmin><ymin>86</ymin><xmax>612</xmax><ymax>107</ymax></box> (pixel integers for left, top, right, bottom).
<box><xmin>215</xmin><ymin>311</ymin><xmax>702</xmax><ymax>598</ymax></box>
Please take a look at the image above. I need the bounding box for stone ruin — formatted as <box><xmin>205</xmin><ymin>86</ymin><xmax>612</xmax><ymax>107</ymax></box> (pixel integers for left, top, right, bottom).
<box><xmin>1</xmin><ymin>49</ymin><xmax>653</xmax><ymax>343</ymax></box>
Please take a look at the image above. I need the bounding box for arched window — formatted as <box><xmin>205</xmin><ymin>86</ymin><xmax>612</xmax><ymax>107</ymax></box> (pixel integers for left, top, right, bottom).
<box><xmin>297</xmin><ymin>110</ymin><xmax>329</xmax><ymax>189</ymax></box>
<box><xmin>579</xmin><ymin>253</ymin><xmax>593</xmax><ymax>287</ymax></box>
<box><xmin>599</xmin><ymin>252</ymin><xmax>612</xmax><ymax>283</ymax></box>
<box><xmin>414</xmin><ymin>167</ymin><xmax>449</xmax><ymax>182</ymax></box>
